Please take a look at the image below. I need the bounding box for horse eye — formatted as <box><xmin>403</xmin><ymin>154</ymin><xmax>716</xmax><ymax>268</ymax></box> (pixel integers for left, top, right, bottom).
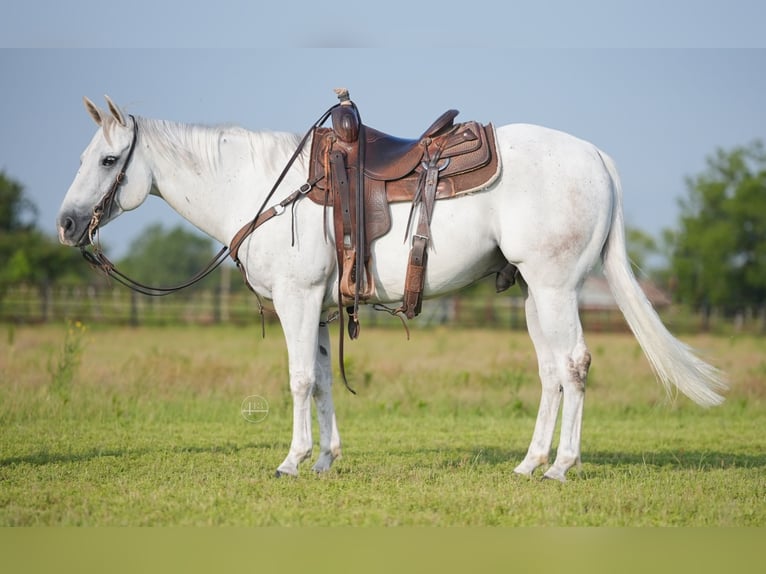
<box><xmin>101</xmin><ymin>155</ymin><xmax>118</xmax><ymax>167</ymax></box>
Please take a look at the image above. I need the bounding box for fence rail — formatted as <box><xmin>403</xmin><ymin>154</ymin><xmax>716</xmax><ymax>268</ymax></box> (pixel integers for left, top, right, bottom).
<box><xmin>2</xmin><ymin>283</ymin><xmax>763</xmax><ymax>334</ymax></box>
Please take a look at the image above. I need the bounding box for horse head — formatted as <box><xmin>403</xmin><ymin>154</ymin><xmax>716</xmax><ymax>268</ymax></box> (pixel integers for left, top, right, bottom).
<box><xmin>57</xmin><ymin>96</ymin><xmax>152</xmax><ymax>247</ymax></box>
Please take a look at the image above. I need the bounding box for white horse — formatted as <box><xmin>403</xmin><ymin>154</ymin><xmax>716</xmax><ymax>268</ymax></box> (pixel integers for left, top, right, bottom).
<box><xmin>57</xmin><ymin>96</ymin><xmax>726</xmax><ymax>481</ymax></box>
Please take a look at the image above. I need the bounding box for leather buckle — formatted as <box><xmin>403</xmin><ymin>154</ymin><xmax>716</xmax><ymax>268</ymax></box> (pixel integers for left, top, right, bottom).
<box><xmin>421</xmin><ymin>157</ymin><xmax>451</xmax><ymax>172</ymax></box>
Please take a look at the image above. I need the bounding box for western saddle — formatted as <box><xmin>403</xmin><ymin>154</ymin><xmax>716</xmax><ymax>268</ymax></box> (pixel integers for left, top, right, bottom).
<box><xmin>307</xmin><ymin>89</ymin><xmax>502</xmax><ymax>338</ymax></box>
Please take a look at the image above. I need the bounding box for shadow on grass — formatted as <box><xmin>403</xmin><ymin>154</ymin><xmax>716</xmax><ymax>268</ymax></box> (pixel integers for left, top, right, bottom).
<box><xmin>347</xmin><ymin>444</ymin><xmax>766</xmax><ymax>475</ymax></box>
<box><xmin>3</xmin><ymin>443</ymin><xmax>764</xmax><ymax>477</ymax></box>
<box><xmin>0</xmin><ymin>441</ymin><xmax>279</xmax><ymax>468</ymax></box>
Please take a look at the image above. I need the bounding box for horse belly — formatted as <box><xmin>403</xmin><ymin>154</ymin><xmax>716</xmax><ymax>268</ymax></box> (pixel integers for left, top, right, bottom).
<box><xmin>368</xmin><ymin>194</ymin><xmax>504</xmax><ymax>303</ymax></box>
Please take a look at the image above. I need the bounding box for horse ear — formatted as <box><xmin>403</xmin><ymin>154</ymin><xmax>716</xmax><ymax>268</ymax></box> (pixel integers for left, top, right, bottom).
<box><xmin>104</xmin><ymin>95</ymin><xmax>126</xmax><ymax>127</ymax></box>
<box><xmin>83</xmin><ymin>96</ymin><xmax>103</xmax><ymax>126</ymax></box>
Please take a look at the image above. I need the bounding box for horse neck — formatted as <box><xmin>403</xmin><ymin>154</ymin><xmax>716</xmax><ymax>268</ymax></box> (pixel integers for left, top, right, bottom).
<box><xmin>137</xmin><ymin>117</ymin><xmax>307</xmax><ymax>245</ymax></box>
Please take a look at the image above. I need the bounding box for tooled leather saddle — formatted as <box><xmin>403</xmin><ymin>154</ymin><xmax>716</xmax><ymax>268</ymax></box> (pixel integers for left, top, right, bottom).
<box><xmin>307</xmin><ymin>89</ymin><xmax>501</xmax><ymax>338</ymax></box>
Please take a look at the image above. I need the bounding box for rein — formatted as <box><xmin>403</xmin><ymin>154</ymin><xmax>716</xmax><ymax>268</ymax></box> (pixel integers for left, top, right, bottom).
<box><xmin>80</xmin><ymin>102</ymin><xmax>359</xmax><ymax>394</ymax></box>
<box><xmin>80</xmin><ymin>105</ymin><xmax>338</xmax><ymax>297</ymax></box>
<box><xmin>80</xmin><ymin>246</ymin><xmax>231</xmax><ymax>297</ymax></box>
<box><xmin>80</xmin><ymin>114</ymin><xmax>231</xmax><ymax>296</ymax></box>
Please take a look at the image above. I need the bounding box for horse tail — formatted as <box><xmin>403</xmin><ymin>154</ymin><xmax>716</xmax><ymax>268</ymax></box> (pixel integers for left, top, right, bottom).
<box><xmin>598</xmin><ymin>151</ymin><xmax>727</xmax><ymax>407</ymax></box>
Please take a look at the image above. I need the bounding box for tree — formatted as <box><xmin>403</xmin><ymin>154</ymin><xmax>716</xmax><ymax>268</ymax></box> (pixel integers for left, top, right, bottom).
<box><xmin>669</xmin><ymin>140</ymin><xmax>766</xmax><ymax>314</ymax></box>
<box><xmin>0</xmin><ymin>171</ymin><xmax>88</xmax><ymax>293</ymax></box>
<box><xmin>118</xmin><ymin>223</ymin><xmax>219</xmax><ymax>293</ymax></box>
<box><xmin>0</xmin><ymin>171</ymin><xmax>37</xmax><ymax>232</ymax></box>
<box><xmin>625</xmin><ymin>226</ymin><xmax>660</xmax><ymax>276</ymax></box>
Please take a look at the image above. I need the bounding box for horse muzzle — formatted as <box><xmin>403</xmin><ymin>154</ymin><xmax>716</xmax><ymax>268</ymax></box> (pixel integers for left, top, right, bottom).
<box><xmin>56</xmin><ymin>211</ymin><xmax>92</xmax><ymax>247</ymax></box>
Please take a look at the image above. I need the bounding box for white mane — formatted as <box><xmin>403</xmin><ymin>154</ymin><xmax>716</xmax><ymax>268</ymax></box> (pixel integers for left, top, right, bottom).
<box><xmin>136</xmin><ymin>117</ymin><xmax>304</xmax><ymax>176</ymax></box>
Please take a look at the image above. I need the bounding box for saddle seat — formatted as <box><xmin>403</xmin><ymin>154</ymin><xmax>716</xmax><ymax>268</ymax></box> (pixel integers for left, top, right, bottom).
<box><xmin>362</xmin><ymin>109</ymin><xmax>459</xmax><ymax>181</ymax></box>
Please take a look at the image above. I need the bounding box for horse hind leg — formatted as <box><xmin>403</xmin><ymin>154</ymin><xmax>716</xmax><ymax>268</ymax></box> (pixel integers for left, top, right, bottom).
<box><xmin>513</xmin><ymin>285</ymin><xmax>563</xmax><ymax>476</ymax></box>
<box><xmin>514</xmin><ymin>284</ymin><xmax>590</xmax><ymax>482</ymax></box>
<box><xmin>546</xmin><ymin>338</ymin><xmax>591</xmax><ymax>481</ymax></box>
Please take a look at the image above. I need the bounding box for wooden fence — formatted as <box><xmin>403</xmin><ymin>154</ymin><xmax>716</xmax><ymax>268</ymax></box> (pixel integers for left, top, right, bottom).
<box><xmin>2</xmin><ymin>281</ymin><xmax>762</xmax><ymax>334</ymax></box>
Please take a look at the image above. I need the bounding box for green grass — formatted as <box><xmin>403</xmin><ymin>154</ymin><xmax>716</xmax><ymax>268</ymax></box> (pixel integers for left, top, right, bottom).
<box><xmin>1</xmin><ymin>323</ymin><xmax>764</xmax><ymax>525</ymax></box>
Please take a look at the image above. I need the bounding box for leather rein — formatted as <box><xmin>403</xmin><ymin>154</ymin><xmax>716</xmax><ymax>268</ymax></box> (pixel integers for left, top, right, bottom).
<box><xmin>80</xmin><ymin>106</ymin><xmax>338</xmax><ymax>297</ymax></box>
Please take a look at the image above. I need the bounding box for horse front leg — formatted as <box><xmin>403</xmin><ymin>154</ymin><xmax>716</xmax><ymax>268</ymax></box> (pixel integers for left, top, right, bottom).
<box><xmin>273</xmin><ymin>291</ymin><xmax>325</xmax><ymax>478</ymax></box>
<box><xmin>311</xmin><ymin>320</ymin><xmax>341</xmax><ymax>473</ymax></box>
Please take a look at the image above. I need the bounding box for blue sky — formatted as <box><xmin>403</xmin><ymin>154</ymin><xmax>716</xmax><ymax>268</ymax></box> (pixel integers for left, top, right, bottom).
<box><xmin>1</xmin><ymin>3</ymin><xmax>765</xmax><ymax>260</ymax></box>
<box><xmin>4</xmin><ymin>1</ymin><xmax>766</xmax><ymax>49</ymax></box>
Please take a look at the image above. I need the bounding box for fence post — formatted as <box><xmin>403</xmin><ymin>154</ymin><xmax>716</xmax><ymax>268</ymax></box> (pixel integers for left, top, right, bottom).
<box><xmin>41</xmin><ymin>282</ymin><xmax>53</xmax><ymax>323</ymax></box>
<box><xmin>130</xmin><ymin>290</ymin><xmax>139</xmax><ymax>327</ymax></box>
<box><xmin>216</xmin><ymin>264</ymin><xmax>231</xmax><ymax>324</ymax></box>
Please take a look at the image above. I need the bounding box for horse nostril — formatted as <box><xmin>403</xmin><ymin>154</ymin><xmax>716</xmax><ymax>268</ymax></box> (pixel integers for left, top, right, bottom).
<box><xmin>61</xmin><ymin>216</ymin><xmax>78</xmax><ymax>239</ymax></box>
<box><xmin>58</xmin><ymin>215</ymin><xmax>79</xmax><ymax>244</ymax></box>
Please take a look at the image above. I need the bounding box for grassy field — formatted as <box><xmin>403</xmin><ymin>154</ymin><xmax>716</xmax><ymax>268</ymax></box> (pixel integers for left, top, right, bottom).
<box><xmin>1</xmin><ymin>322</ymin><xmax>764</xmax><ymax>526</ymax></box>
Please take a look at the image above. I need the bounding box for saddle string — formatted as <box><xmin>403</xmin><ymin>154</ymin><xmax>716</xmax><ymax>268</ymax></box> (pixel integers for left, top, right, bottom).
<box><xmin>372</xmin><ymin>304</ymin><xmax>411</xmax><ymax>340</ymax></box>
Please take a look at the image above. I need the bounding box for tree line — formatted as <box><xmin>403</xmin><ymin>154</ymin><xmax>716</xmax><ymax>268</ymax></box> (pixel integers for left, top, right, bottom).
<box><xmin>1</xmin><ymin>139</ymin><xmax>764</xmax><ymax>324</ymax></box>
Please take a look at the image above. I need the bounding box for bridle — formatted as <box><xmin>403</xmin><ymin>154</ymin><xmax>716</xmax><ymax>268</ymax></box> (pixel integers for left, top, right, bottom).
<box><xmin>80</xmin><ymin>114</ymin><xmax>232</xmax><ymax>296</ymax></box>
<box><xmin>87</xmin><ymin>114</ymin><xmax>139</xmax><ymax>245</ymax></box>
<box><xmin>78</xmin><ymin>100</ymin><xmax>363</xmax><ymax>395</ymax></box>
<box><xmin>80</xmin><ymin>105</ymin><xmax>338</xmax><ymax>298</ymax></box>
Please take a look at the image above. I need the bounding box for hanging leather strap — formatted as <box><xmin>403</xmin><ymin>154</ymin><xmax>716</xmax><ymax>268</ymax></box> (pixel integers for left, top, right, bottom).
<box><xmin>400</xmin><ymin>151</ymin><xmax>445</xmax><ymax>318</ymax></box>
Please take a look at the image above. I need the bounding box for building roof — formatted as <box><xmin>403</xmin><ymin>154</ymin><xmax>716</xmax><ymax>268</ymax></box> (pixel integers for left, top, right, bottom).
<box><xmin>578</xmin><ymin>274</ymin><xmax>671</xmax><ymax>310</ymax></box>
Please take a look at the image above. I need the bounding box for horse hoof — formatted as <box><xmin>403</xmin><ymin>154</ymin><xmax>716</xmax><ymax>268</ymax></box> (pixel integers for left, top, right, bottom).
<box><xmin>542</xmin><ymin>470</ymin><xmax>567</xmax><ymax>483</ymax></box>
<box><xmin>274</xmin><ymin>469</ymin><xmax>296</xmax><ymax>478</ymax></box>
<box><xmin>513</xmin><ymin>460</ymin><xmax>539</xmax><ymax>477</ymax></box>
